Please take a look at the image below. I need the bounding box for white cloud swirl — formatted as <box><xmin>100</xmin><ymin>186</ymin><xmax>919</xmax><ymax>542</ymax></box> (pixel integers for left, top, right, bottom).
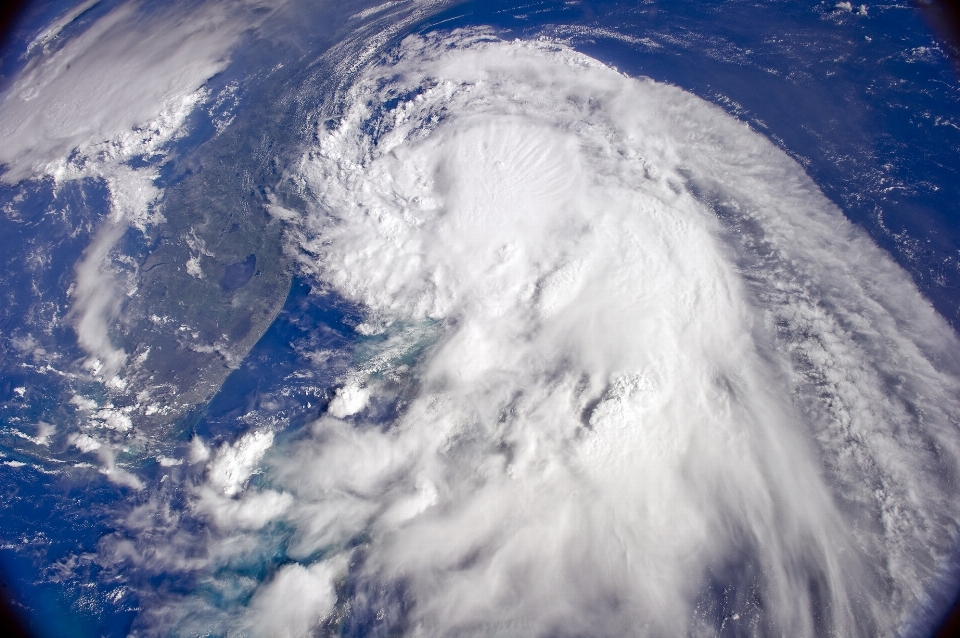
<box><xmin>140</xmin><ymin>29</ymin><xmax>960</xmax><ymax>637</ymax></box>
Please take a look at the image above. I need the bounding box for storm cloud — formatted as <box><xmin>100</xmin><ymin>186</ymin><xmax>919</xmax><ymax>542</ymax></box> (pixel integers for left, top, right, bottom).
<box><xmin>149</xmin><ymin>31</ymin><xmax>960</xmax><ymax>637</ymax></box>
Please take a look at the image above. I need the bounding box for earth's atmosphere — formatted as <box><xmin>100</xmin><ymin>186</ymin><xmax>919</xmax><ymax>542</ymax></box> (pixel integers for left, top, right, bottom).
<box><xmin>1</xmin><ymin>1</ymin><xmax>960</xmax><ymax>637</ymax></box>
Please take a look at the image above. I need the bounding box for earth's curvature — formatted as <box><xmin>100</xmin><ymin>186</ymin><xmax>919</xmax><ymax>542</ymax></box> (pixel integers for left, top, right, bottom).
<box><xmin>1</xmin><ymin>1</ymin><xmax>960</xmax><ymax>637</ymax></box>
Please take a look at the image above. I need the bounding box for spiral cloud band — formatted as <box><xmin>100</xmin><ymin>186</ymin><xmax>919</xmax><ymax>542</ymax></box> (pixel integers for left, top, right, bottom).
<box><xmin>159</xmin><ymin>30</ymin><xmax>960</xmax><ymax>636</ymax></box>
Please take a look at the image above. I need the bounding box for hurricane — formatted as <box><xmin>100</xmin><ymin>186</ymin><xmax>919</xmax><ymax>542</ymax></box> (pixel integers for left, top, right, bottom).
<box><xmin>2</xmin><ymin>1</ymin><xmax>960</xmax><ymax>637</ymax></box>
